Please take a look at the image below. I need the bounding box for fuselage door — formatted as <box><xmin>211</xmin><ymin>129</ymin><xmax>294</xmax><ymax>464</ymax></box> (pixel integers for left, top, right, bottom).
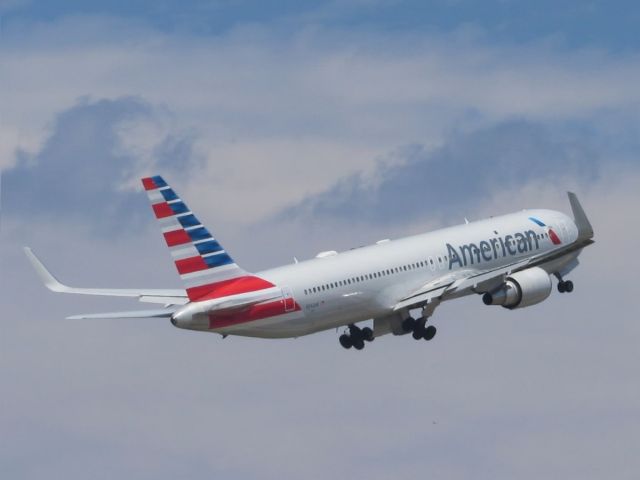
<box><xmin>282</xmin><ymin>286</ymin><xmax>296</xmax><ymax>312</ymax></box>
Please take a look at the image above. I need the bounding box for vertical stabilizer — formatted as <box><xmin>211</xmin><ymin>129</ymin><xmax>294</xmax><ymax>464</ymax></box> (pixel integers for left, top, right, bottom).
<box><xmin>568</xmin><ymin>192</ymin><xmax>594</xmax><ymax>241</ymax></box>
<box><xmin>141</xmin><ymin>176</ymin><xmax>274</xmax><ymax>301</ymax></box>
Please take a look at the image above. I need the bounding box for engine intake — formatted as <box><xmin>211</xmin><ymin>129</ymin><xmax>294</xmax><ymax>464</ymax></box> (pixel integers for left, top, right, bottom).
<box><xmin>482</xmin><ymin>267</ymin><xmax>552</xmax><ymax>309</ymax></box>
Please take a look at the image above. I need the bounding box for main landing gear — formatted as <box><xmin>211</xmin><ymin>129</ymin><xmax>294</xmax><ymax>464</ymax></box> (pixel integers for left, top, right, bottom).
<box><xmin>555</xmin><ymin>273</ymin><xmax>574</xmax><ymax>293</ymax></box>
<box><xmin>401</xmin><ymin>317</ymin><xmax>437</xmax><ymax>341</ymax></box>
<box><xmin>339</xmin><ymin>324</ymin><xmax>375</xmax><ymax>350</ymax></box>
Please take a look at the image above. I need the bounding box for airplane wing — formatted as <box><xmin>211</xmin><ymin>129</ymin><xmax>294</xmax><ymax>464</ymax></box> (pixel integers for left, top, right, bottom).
<box><xmin>393</xmin><ymin>258</ymin><xmax>533</xmax><ymax>311</ymax></box>
<box><xmin>24</xmin><ymin>247</ymin><xmax>189</xmax><ymax>305</ymax></box>
<box><xmin>393</xmin><ymin>234</ymin><xmax>594</xmax><ymax>313</ymax></box>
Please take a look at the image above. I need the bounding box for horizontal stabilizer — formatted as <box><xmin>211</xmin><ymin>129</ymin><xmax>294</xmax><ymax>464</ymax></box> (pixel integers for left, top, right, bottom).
<box><xmin>67</xmin><ymin>309</ymin><xmax>176</xmax><ymax>320</ymax></box>
<box><xmin>24</xmin><ymin>247</ymin><xmax>188</xmax><ymax>305</ymax></box>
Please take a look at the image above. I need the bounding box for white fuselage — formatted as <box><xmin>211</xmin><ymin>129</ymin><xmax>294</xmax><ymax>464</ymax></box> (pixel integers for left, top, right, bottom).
<box><xmin>205</xmin><ymin>209</ymin><xmax>579</xmax><ymax>338</ymax></box>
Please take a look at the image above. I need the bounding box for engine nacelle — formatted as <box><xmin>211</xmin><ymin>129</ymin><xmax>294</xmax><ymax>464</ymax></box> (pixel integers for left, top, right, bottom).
<box><xmin>482</xmin><ymin>267</ymin><xmax>552</xmax><ymax>309</ymax></box>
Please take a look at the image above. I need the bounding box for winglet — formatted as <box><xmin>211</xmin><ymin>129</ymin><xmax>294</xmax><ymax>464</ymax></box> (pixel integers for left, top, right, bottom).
<box><xmin>23</xmin><ymin>247</ymin><xmax>71</xmax><ymax>293</ymax></box>
<box><xmin>567</xmin><ymin>192</ymin><xmax>594</xmax><ymax>241</ymax></box>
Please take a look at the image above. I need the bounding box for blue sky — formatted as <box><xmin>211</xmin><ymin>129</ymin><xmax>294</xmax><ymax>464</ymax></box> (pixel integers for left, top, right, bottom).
<box><xmin>1</xmin><ymin>2</ymin><xmax>640</xmax><ymax>480</ymax></box>
<box><xmin>4</xmin><ymin>0</ymin><xmax>640</xmax><ymax>51</ymax></box>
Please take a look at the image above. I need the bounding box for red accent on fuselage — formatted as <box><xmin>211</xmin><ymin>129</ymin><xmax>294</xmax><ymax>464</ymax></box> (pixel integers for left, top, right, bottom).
<box><xmin>152</xmin><ymin>202</ymin><xmax>174</xmax><ymax>219</ymax></box>
<box><xmin>142</xmin><ymin>177</ymin><xmax>158</xmax><ymax>191</ymax></box>
<box><xmin>208</xmin><ymin>300</ymin><xmax>301</xmax><ymax>329</ymax></box>
<box><xmin>164</xmin><ymin>229</ymin><xmax>191</xmax><ymax>247</ymax></box>
<box><xmin>549</xmin><ymin>228</ymin><xmax>562</xmax><ymax>245</ymax></box>
<box><xmin>186</xmin><ymin>276</ymin><xmax>275</xmax><ymax>301</ymax></box>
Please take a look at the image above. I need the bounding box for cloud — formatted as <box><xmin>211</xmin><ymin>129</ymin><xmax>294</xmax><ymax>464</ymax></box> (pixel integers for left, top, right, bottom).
<box><xmin>2</xmin><ymin>11</ymin><xmax>640</xmax><ymax>480</ymax></box>
<box><xmin>2</xmin><ymin>16</ymin><xmax>640</xmax><ymax>226</ymax></box>
<box><xmin>282</xmin><ymin>119</ymin><xmax>620</xmax><ymax>228</ymax></box>
<box><xmin>2</xmin><ymin>96</ymin><xmax>201</xmax><ymax>232</ymax></box>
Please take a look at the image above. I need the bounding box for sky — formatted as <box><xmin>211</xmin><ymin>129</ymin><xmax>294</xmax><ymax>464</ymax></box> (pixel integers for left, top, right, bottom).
<box><xmin>1</xmin><ymin>1</ymin><xmax>639</xmax><ymax>479</ymax></box>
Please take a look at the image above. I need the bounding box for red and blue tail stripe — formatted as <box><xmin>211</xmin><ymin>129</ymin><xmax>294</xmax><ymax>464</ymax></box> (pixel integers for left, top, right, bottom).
<box><xmin>141</xmin><ymin>175</ymin><xmax>274</xmax><ymax>301</ymax></box>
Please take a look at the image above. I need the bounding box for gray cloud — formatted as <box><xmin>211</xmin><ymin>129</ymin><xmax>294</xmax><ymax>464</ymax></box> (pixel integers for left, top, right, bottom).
<box><xmin>2</xmin><ymin>97</ymin><xmax>200</xmax><ymax>233</ymax></box>
<box><xmin>283</xmin><ymin>119</ymin><xmax>618</xmax><ymax>226</ymax></box>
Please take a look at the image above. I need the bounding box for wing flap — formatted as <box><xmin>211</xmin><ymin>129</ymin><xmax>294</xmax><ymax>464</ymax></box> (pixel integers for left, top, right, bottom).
<box><xmin>393</xmin><ymin>285</ymin><xmax>449</xmax><ymax>311</ymax></box>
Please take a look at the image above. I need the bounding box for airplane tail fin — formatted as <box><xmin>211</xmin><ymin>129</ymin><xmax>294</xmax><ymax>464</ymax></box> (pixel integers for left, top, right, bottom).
<box><xmin>141</xmin><ymin>176</ymin><xmax>274</xmax><ymax>301</ymax></box>
<box><xmin>567</xmin><ymin>192</ymin><xmax>594</xmax><ymax>242</ymax></box>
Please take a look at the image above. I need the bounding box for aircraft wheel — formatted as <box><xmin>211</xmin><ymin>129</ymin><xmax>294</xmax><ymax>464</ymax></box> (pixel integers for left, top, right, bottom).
<box><xmin>423</xmin><ymin>325</ymin><xmax>437</xmax><ymax>341</ymax></box>
<box><xmin>412</xmin><ymin>327</ymin><xmax>425</xmax><ymax>340</ymax></box>
<box><xmin>352</xmin><ymin>337</ymin><xmax>365</xmax><ymax>350</ymax></box>
<box><xmin>339</xmin><ymin>334</ymin><xmax>353</xmax><ymax>349</ymax></box>
<box><xmin>557</xmin><ymin>281</ymin><xmax>566</xmax><ymax>293</ymax></box>
<box><xmin>564</xmin><ymin>280</ymin><xmax>574</xmax><ymax>293</ymax></box>
<box><xmin>402</xmin><ymin>317</ymin><xmax>416</xmax><ymax>333</ymax></box>
<box><xmin>362</xmin><ymin>327</ymin><xmax>374</xmax><ymax>342</ymax></box>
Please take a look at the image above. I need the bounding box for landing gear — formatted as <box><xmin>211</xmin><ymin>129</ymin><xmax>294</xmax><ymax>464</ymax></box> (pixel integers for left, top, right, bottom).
<box><xmin>339</xmin><ymin>324</ymin><xmax>375</xmax><ymax>350</ymax></box>
<box><xmin>558</xmin><ymin>280</ymin><xmax>573</xmax><ymax>293</ymax></box>
<box><xmin>402</xmin><ymin>317</ymin><xmax>417</xmax><ymax>333</ymax></box>
<box><xmin>555</xmin><ymin>273</ymin><xmax>574</xmax><ymax>294</ymax></box>
<box><xmin>339</xmin><ymin>334</ymin><xmax>352</xmax><ymax>349</ymax></box>
<box><xmin>424</xmin><ymin>325</ymin><xmax>437</xmax><ymax>341</ymax></box>
<box><xmin>405</xmin><ymin>316</ymin><xmax>437</xmax><ymax>341</ymax></box>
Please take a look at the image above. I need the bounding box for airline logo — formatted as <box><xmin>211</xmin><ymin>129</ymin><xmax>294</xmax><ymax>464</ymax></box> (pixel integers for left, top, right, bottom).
<box><xmin>446</xmin><ymin>216</ymin><xmax>563</xmax><ymax>270</ymax></box>
<box><xmin>528</xmin><ymin>217</ymin><xmax>562</xmax><ymax>245</ymax></box>
<box><xmin>446</xmin><ymin>229</ymin><xmax>541</xmax><ymax>270</ymax></box>
<box><xmin>141</xmin><ymin>175</ymin><xmax>274</xmax><ymax>301</ymax></box>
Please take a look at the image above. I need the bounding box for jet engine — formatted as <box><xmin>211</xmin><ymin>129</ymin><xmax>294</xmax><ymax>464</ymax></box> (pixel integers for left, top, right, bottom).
<box><xmin>482</xmin><ymin>267</ymin><xmax>552</xmax><ymax>309</ymax></box>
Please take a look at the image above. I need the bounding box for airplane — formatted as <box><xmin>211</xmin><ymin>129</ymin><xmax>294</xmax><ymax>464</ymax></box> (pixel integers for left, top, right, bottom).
<box><xmin>25</xmin><ymin>175</ymin><xmax>595</xmax><ymax>350</ymax></box>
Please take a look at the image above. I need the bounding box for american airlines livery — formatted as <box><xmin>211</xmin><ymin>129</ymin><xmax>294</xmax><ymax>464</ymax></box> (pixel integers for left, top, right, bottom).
<box><xmin>25</xmin><ymin>176</ymin><xmax>595</xmax><ymax>350</ymax></box>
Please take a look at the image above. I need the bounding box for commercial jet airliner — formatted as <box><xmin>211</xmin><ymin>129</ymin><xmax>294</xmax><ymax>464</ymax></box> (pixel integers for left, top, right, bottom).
<box><xmin>26</xmin><ymin>176</ymin><xmax>594</xmax><ymax>350</ymax></box>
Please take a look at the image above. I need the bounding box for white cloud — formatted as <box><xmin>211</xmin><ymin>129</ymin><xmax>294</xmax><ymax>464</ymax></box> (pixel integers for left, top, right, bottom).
<box><xmin>2</xmin><ymin>17</ymin><xmax>640</xmax><ymax>223</ymax></box>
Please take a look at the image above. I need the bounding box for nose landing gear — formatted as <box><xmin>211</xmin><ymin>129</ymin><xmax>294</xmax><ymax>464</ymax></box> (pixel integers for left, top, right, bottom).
<box><xmin>554</xmin><ymin>273</ymin><xmax>574</xmax><ymax>293</ymax></box>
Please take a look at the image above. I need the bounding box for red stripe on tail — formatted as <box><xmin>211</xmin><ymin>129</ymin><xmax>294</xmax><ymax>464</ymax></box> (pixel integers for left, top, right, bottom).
<box><xmin>175</xmin><ymin>256</ymin><xmax>209</xmax><ymax>274</ymax></box>
<box><xmin>164</xmin><ymin>229</ymin><xmax>191</xmax><ymax>247</ymax></box>
<box><xmin>141</xmin><ymin>177</ymin><xmax>158</xmax><ymax>190</ymax></box>
<box><xmin>152</xmin><ymin>202</ymin><xmax>174</xmax><ymax>219</ymax></box>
